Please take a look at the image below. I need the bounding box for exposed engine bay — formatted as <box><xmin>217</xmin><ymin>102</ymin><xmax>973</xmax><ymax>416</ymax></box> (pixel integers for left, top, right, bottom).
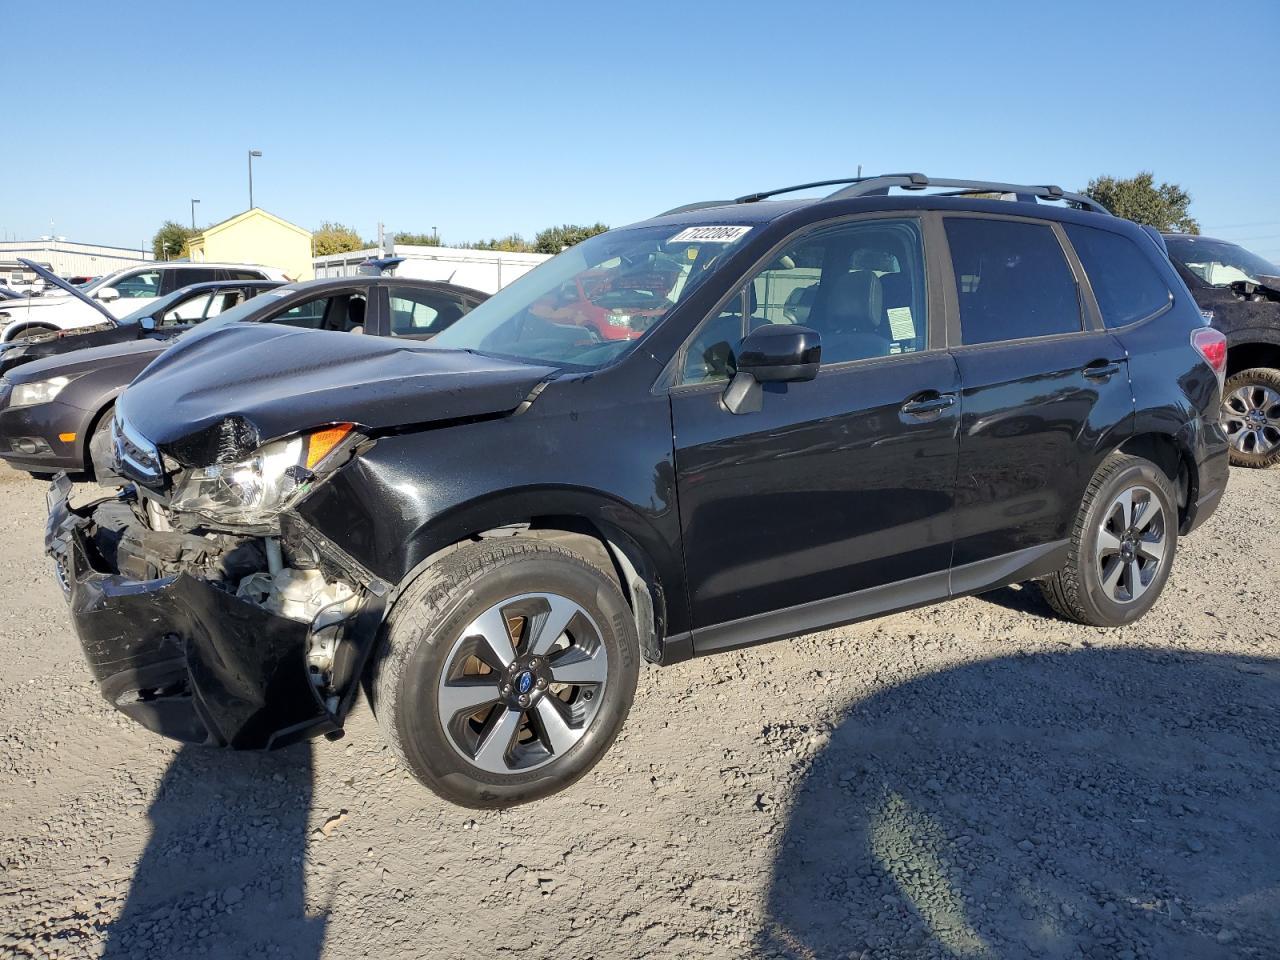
<box><xmin>1230</xmin><ymin>277</ymin><xmax>1280</xmax><ymax>303</ymax></box>
<box><xmin>47</xmin><ymin>475</ymin><xmax>385</xmax><ymax>748</ymax></box>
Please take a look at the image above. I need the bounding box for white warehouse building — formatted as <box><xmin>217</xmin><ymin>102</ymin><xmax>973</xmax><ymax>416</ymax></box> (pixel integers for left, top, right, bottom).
<box><xmin>313</xmin><ymin>244</ymin><xmax>549</xmax><ymax>293</ymax></box>
<box><xmin>0</xmin><ymin>238</ymin><xmax>153</xmax><ymax>287</ymax></box>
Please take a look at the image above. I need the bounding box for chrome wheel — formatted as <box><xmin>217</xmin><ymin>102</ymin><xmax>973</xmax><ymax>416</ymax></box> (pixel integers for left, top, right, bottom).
<box><xmin>1095</xmin><ymin>485</ymin><xmax>1167</xmax><ymax>604</ymax></box>
<box><xmin>436</xmin><ymin>592</ymin><xmax>608</xmax><ymax>775</ymax></box>
<box><xmin>1222</xmin><ymin>382</ymin><xmax>1280</xmax><ymax>456</ymax></box>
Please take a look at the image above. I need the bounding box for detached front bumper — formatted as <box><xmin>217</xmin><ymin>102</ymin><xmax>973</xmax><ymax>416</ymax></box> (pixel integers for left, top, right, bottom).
<box><xmin>45</xmin><ymin>476</ymin><xmax>384</xmax><ymax>749</ymax></box>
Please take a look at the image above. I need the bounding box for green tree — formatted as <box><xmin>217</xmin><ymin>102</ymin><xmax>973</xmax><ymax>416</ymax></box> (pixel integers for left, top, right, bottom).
<box><xmin>532</xmin><ymin>222</ymin><xmax>609</xmax><ymax>254</ymax></box>
<box><xmin>393</xmin><ymin>230</ymin><xmax>442</xmax><ymax>247</ymax></box>
<box><xmin>467</xmin><ymin>234</ymin><xmax>536</xmax><ymax>253</ymax></box>
<box><xmin>152</xmin><ymin>221</ymin><xmax>199</xmax><ymax>260</ymax></box>
<box><xmin>1082</xmin><ymin>173</ymin><xmax>1199</xmax><ymax>234</ymax></box>
<box><xmin>312</xmin><ymin>222</ymin><xmax>366</xmax><ymax>256</ymax></box>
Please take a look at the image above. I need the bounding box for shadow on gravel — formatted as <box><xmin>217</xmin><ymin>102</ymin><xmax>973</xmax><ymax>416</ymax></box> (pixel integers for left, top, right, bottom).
<box><xmin>760</xmin><ymin>648</ymin><xmax>1280</xmax><ymax>959</ymax></box>
<box><xmin>973</xmin><ymin>582</ymin><xmax>1060</xmax><ymax>620</ymax></box>
<box><xmin>102</xmin><ymin>742</ymin><xmax>324</xmax><ymax>960</ymax></box>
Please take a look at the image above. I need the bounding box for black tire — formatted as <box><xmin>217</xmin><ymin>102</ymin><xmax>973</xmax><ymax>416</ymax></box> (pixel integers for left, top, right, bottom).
<box><xmin>1220</xmin><ymin>367</ymin><xmax>1280</xmax><ymax>468</ymax></box>
<box><xmin>87</xmin><ymin>405</ymin><xmax>115</xmax><ymax>478</ymax></box>
<box><xmin>370</xmin><ymin>537</ymin><xmax>639</xmax><ymax>808</ymax></box>
<box><xmin>1040</xmin><ymin>453</ymin><xmax>1178</xmax><ymax>627</ymax></box>
<box><xmin>5</xmin><ymin>323</ymin><xmax>58</xmax><ymax>343</ymax></box>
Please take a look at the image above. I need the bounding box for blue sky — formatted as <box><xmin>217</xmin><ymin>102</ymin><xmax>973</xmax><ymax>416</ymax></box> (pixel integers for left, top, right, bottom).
<box><xmin>4</xmin><ymin>0</ymin><xmax>1279</xmax><ymax>260</ymax></box>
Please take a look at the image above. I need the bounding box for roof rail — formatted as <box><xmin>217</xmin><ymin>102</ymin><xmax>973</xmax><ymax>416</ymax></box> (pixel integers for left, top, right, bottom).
<box><xmin>657</xmin><ymin>199</ymin><xmax>737</xmax><ymax>217</ymax></box>
<box><xmin>658</xmin><ymin>173</ymin><xmax>1110</xmax><ymax>218</ymax></box>
<box><xmin>823</xmin><ymin>174</ymin><xmax>1110</xmax><ymax>213</ymax></box>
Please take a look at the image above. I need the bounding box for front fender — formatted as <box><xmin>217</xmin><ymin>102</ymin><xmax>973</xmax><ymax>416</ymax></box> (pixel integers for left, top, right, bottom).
<box><xmin>293</xmin><ymin>398</ymin><xmax>689</xmax><ymax>636</ymax></box>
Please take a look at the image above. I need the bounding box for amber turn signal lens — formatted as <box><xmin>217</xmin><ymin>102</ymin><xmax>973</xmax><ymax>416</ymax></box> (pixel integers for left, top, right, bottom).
<box><xmin>58</xmin><ymin>432</ymin><xmax>77</xmax><ymax>443</ymax></box>
<box><xmin>305</xmin><ymin>423</ymin><xmax>354</xmax><ymax>470</ymax></box>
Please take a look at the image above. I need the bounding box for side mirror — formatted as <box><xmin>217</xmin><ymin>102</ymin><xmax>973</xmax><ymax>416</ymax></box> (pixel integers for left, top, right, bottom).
<box><xmin>722</xmin><ymin>325</ymin><xmax>821</xmax><ymax>415</ymax></box>
<box><xmin>737</xmin><ymin>324</ymin><xmax>822</xmax><ymax>382</ymax></box>
<box><xmin>96</xmin><ymin>287</ymin><xmax>120</xmax><ymax>303</ymax></box>
<box><xmin>139</xmin><ymin>316</ymin><xmax>157</xmax><ymax>331</ymax></box>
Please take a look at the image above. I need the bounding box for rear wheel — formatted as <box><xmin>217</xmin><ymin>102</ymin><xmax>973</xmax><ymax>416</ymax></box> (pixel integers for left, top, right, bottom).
<box><xmin>1221</xmin><ymin>367</ymin><xmax>1280</xmax><ymax>468</ymax></box>
<box><xmin>1040</xmin><ymin>453</ymin><xmax>1177</xmax><ymax>627</ymax></box>
<box><xmin>370</xmin><ymin>537</ymin><xmax>639</xmax><ymax>808</ymax></box>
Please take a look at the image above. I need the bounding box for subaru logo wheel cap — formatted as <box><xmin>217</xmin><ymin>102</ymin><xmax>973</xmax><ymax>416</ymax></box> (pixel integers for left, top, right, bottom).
<box><xmin>516</xmin><ymin>671</ymin><xmax>534</xmax><ymax>695</ymax></box>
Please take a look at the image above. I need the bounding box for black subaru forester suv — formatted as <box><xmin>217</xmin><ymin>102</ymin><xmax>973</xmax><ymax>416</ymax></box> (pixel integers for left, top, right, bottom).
<box><xmin>48</xmin><ymin>174</ymin><xmax>1230</xmax><ymax>808</ymax></box>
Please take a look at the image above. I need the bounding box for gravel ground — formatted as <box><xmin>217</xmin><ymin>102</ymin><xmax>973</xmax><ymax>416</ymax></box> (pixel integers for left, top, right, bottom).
<box><xmin>0</xmin><ymin>464</ymin><xmax>1276</xmax><ymax>960</ymax></box>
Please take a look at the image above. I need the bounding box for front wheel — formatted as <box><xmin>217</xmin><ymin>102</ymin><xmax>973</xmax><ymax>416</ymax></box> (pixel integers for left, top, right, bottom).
<box><xmin>1221</xmin><ymin>367</ymin><xmax>1280</xmax><ymax>468</ymax></box>
<box><xmin>370</xmin><ymin>537</ymin><xmax>639</xmax><ymax>808</ymax></box>
<box><xmin>5</xmin><ymin>323</ymin><xmax>58</xmax><ymax>343</ymax></box>
<box><xmin>1040</xmin><ymin>454</ymin><xmax>1178</xmax><ymax>627</ymax></box>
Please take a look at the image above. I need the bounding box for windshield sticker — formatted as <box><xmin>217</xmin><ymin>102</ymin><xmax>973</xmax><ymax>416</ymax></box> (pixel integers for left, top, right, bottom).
<box><xmin>886</xmin><ymin>306</ymin><xmax>916</xmax><ymax>340</ymax></box>
<box><xmin>668</xmin><ymin>225</ymin><xmax>751</xmax><ymax>244</ymax></box>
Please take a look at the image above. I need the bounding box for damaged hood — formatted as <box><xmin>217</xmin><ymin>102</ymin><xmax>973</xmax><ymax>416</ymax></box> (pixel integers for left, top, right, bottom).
<box><xmin>119</xmin><ymin>323</ymin><xmax>557</xmax><ymax>462</ymax></box>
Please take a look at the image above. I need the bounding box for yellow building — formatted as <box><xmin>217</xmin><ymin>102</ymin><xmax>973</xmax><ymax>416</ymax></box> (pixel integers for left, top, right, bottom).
<box><xmin>187</xmin><ymin>208</ymin><xmax>314</xmax><ymax>280</ymax></box>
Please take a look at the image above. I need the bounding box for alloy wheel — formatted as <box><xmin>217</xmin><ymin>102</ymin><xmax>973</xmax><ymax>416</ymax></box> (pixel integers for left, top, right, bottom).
<box><xmin>1095</xmin><ymin>484</ymin><xmax>1167</xmax><ymax>604</ymax></box>
<box><xmin>436</xmin><ymin>592</ymin><xmax>608</xmax><ymax>774</ymax></box>
<box><xmin>1222</xmin><ymin>382</ymin><xmax>1280</xmax><ymax>456</ymax></box>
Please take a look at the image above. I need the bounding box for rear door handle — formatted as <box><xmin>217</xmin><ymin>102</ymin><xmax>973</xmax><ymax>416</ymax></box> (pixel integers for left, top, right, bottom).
<box><xmin>1083</xmin><ymin>360</ymin><xmax>1124</xmax><ymax>380</ymax></box>
<box><xmin>901</xmin><ymin>393</ymin><xmax>957</xmax><ymax>417</ymax></box>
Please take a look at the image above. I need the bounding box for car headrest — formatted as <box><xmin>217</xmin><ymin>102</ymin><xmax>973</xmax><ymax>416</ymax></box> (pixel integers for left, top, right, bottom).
<box><xmin>823</xmin><ymin>270</ymin><xmax>883</xmax><ymax>333</ymax></box>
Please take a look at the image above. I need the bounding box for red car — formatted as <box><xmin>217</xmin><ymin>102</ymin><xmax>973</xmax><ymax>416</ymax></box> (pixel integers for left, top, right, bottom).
<box><xmin>531</xmin><ymin>264</ymin><xmax>684</xmax><ymax>341</ymax></box>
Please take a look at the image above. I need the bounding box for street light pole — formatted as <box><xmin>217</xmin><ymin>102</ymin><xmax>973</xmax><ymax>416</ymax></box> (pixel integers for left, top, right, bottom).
<box><xmin>190</xmin><ymin>198</ymin><xmax>200</xmax><ymax>230</ymax></box>
<box><xmin>247</xmin><ymin>150</ymin><xmax>262</xmax><ymax>209</ymax></box>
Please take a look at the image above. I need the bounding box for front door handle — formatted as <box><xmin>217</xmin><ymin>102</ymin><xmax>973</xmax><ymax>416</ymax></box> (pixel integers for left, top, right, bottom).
<box><xmin>901</xmin><ymin>393</ymin><xmax>957</xmax><ymax>417</ymax></box>
<box><xmin>1083</xmin><ymin>360</ymin><xmax>1123</xmax><ymax>380</ymax></box>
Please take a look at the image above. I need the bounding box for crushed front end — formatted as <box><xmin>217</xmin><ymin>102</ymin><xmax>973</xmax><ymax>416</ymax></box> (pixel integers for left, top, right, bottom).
<box><xmin>44</xmin><ymin>412</ymin><xmax>389</xmax><ymax>749</ymax></box>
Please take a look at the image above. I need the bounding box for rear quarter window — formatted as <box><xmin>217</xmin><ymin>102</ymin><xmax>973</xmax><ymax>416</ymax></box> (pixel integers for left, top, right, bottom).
<box><xmin>1065</xmin><ymin>224</ymin><xmax>1172</xmax><ymax>328</ymax></box>
<box><xmin>944</xmin><ymin>218</ymin><xmax>1082</xmax><ymax>345</ymax></box>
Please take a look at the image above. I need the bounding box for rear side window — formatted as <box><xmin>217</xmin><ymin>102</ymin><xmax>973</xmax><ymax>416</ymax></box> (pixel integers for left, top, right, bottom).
<box><xmin>945</xmin><ymin>218</ymin><xmax>1081</xmax><ymax>345</ymax></box>
<box><xmin>1065</xmin><ymin>224</ymin><xmax>1171</xmax><ymax>327</ymax></box>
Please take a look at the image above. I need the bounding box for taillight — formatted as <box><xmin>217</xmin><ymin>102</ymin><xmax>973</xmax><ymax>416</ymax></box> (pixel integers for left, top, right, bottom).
<box><xmin>1191</xmin><ymin>327</ymin><xmax>1227</xmax><ymax>386</ymax></box>
<box><xmin>1187</xmin><ymin>327</ymin><xmax>1228</xmax><ymax>394</ymax></box>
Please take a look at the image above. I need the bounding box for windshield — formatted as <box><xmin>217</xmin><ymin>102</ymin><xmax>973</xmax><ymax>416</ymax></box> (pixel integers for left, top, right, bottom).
<box><xmin>1166</xmin><ymin>236</ymin><xmax>1280</xmax><ymax>287</ymax></box>
<box><xmin>78</xmin><ymin>265</ymin><xmax>141</xmax><ymax>295</ymax></box>
<box><xmin>429</xmin><ymin>222</ymin><xmax>755</xmax><ymax>369</ymax></box>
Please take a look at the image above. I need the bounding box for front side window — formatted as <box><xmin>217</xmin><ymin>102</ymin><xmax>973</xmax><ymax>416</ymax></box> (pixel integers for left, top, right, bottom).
<box><xmin>268</xmin><ymin>293</ymin><xmax>367</xmax><ymax>333</ymax></box>
<box><xmin>160</xmin><ymin>291</ymin><xmax>217</xmax><ymax>326</ymax></box>
<box><xmin>1164</xmin><ymin>235</ymin><xmax>1280</xmax><ymax>287</ymax></box>
<box><xmin>205</xmin><ymin>289</ymin><xmax>250</xmax><ymax>319</ymax></box>
<box><xmin>388</xmin><ymin>287</ymin><xmax>470</xmax><ymax>338</ymax></box>
<box><xmin>1065</xmin><ymin>224</ymin><xmax>1171</xmax><ymax>328</ymax></box>
<box><xmin>681</xmin><ymin>218</ymin><xmax>928</xmax><ymax>385</ymax></box>
<box><xmin>113</xmin><ymin>270</ymin><xmax>161</xmax><ymax>299</ymax></box>
<box><xmin>945</xmin><ymin>218</ymin><xmax>1081</xmax><ymax>345</ymax></box>
<box><xmin>428</xmin><ymin>222</ymin><xmax>755</xmax><ymax>370</ymax></box>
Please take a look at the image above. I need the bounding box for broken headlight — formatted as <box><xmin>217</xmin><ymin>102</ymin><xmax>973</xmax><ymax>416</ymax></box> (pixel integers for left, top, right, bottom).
<box><xmin>169</xmin><ymin>423</ymin><xmax>354</xmax><ymax>527</ymax></box>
